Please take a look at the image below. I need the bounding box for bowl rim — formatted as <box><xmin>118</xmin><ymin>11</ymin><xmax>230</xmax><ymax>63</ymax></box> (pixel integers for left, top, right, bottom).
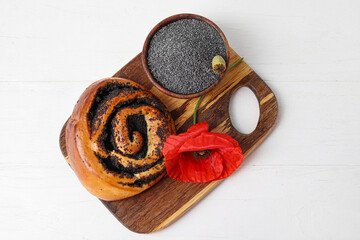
<box><xmin>142</xmin><ymin>13</ymin><xmax>230</xmax><ymax>99</ymax></box>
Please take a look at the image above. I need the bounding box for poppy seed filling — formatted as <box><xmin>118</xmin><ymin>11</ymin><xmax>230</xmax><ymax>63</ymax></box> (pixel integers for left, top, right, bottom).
<box><xmin>87</xmin><ymin>81</ymin><xmax>169</xmax><ymax>186</ymax></box>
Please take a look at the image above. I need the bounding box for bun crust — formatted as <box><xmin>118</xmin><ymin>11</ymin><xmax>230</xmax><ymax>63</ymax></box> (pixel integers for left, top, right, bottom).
<box><xmin>66</xmin><ymin>78</ymin><xmax>175</xmax><ymax>201</ymax></box>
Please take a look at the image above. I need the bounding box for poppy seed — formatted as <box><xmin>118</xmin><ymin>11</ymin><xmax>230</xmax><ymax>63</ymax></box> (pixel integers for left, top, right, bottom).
<box><xmin>147</xmin><ymin>19</ymin><xmax>226</xmax><ymax>95</ymax></box>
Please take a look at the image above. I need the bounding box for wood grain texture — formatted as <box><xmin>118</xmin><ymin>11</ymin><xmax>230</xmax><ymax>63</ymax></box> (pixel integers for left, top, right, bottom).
<box><xmin>59</xmin><ymin>48</ymin><xmax>278</xmax><ymax>233</ymax></box>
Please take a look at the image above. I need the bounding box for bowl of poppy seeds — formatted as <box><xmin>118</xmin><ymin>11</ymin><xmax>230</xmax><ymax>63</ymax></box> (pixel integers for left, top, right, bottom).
<box><xmin>142</xmin><ymin>14</ymin><xmax>230</xmax><ymax>99</ymax></box>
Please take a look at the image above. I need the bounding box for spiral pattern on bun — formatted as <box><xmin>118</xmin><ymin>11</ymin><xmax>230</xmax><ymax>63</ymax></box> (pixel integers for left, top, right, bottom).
<box><xmin>66</xmin><ymin>78</ymin><xmax>175</xmax><ymax>201</ymax></box>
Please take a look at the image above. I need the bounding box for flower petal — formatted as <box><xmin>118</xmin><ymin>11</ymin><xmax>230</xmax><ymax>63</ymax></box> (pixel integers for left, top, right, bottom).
<box><xmin>187</xmin><ymin>122</ymin><xmax>209</xmax><ymax>134</ymax></box>
<box><xmin>163</xmin><ymin>135</ymin><xmax>186</xmax><ymax>160</ymax></box>
<box><xmin>214</xmin><ymin>147</ymin><xmax>244</xmax><ymax>180</ymax></box>
<box><xmin>163</xmin><ymin>122</ymin><xmax>209</xmax><ymax>160</ymax></box>
<box><xmin>164</xmin><ymin>122</ymin><xmax>244</xmax><ymax>183</ymax></box>
<box><xmin>179</xmin><ymin>132</ymin><xmax>235</xmax><ymax>152</ymax></box>
<box><xmin>165</xmin><ymin>154</ymin><xmax>182</xmax><ymax>181</ymax></box>
<box><xmin>211</xmin><ymin>132</ymin><xmax>240</xmax><ymax>147</ymax></box>
<box><xmin>178</xmin><ymin>151</ymin><xmax>223</xmax><ymax>182</ymax></box>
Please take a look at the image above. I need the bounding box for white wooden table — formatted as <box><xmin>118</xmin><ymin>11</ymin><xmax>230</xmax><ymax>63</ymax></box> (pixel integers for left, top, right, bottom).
<box><xmin>1</xmin><ymin>0</ymin><xmax>359</xmax><ymax>239</ymax></box>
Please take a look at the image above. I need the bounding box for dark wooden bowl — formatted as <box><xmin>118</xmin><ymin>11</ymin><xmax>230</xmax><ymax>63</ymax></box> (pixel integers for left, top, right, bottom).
<box><xmin>142</xmin><ymin>13</ymin><xmax>230</xmax><ymax>99</ymax></box>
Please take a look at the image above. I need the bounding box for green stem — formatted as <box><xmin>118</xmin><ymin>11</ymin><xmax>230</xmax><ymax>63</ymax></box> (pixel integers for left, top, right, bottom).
<box><xmin>228</xmin><ymin>57</ymin><xmax>244</xmax><ymax>71</ymax></box>
<box><xmin>193</xmin><ymin>95</ymin><xmax>204</xmax><ymax>125</ymax></box>
<box><xmin>192</xmin><ymin>57</ymin><xmax>244</xmax><ymax>125</ymax></box>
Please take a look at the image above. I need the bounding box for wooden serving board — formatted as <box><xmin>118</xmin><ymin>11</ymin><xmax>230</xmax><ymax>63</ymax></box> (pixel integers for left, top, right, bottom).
<box><xmin>59</xmin><ymin>48</ymin><xmax>278</xmax><ymax>233</ymax></box>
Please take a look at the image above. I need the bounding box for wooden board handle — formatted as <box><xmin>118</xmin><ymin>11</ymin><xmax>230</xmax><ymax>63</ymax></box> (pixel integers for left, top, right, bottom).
<box><xmin>230</xmin><ymin>70</ymin><xmax>278</xmax><ymax>155</ymax></box>
<box><xmin>193</xmin><ymin>62</ymin><xmax>278</xmax><ymax>156</ymax></box>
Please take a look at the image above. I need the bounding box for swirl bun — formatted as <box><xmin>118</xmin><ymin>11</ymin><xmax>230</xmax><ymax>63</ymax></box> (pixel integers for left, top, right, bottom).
<box><xmin>66</xmin><ymin>78</ymin><xmax>175</xmax><ymax>201</ymax></box>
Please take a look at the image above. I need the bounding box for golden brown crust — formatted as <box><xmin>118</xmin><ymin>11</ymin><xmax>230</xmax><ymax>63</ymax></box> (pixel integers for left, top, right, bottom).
<box><xmin>66</xmin><ymin>78</ymin><xmax>175</xmax><ymax>201</ymax></box>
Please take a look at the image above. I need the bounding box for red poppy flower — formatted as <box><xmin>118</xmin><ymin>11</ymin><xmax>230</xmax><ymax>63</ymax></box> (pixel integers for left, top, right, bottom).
<box><xmin>163</xmin><ymin>122</ymin><xmax>244</xmax><ymax>182</ymax></box>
